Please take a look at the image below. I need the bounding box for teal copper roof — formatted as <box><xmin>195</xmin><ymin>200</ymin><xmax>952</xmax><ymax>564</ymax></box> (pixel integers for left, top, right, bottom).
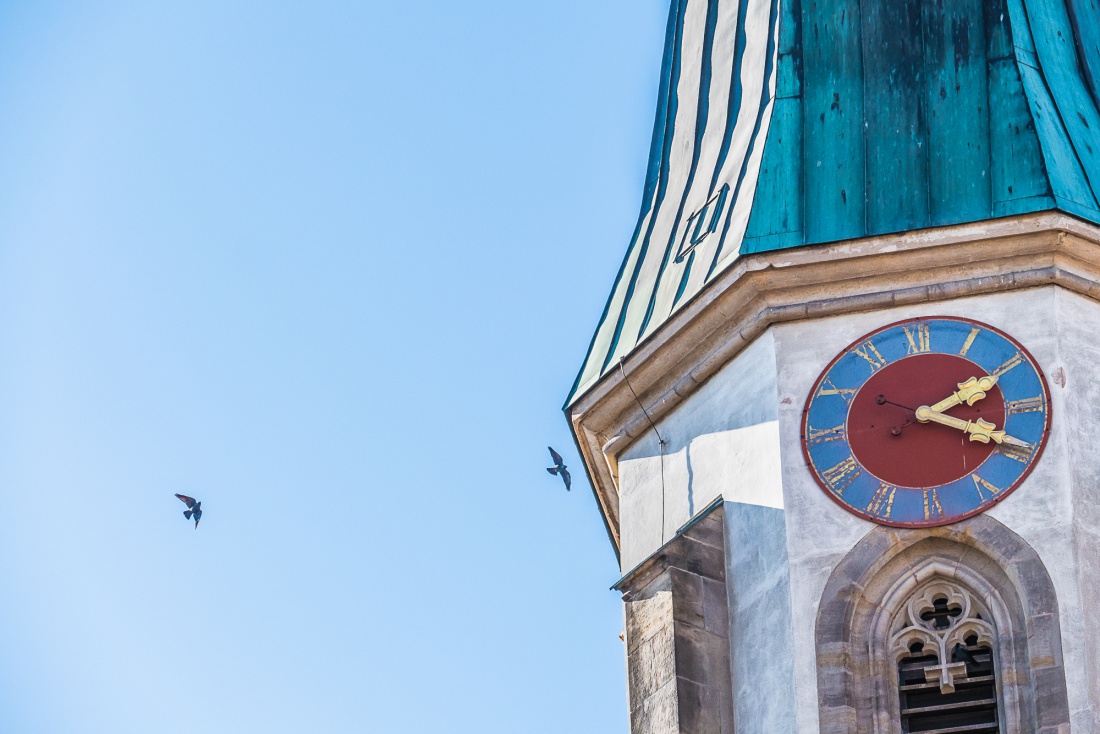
<box><xmin>568</xmin><ymin>0</ymin><xmax>1100</xmax><ymax>406</ymax></box>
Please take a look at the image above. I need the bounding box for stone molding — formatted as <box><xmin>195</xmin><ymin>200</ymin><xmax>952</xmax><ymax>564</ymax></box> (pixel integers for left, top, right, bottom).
<box><xmin>815</xmin><ymin>515</ymin><xmax>1070</xmax><ymax>734</ymax></box>
<box><xmin>871</xmin><ymin>561</ymin><xmax>1023</xmax><ymax>732</ymax></box>
<box><xmin>616</xmin><ymin>503</ymin><xmax>734</xmax><ymax>734</ymax></box>
<box><xmin>567</xmin><ymin>212</ymin><xmax>1100</xmax><ymax>551</ymax></box>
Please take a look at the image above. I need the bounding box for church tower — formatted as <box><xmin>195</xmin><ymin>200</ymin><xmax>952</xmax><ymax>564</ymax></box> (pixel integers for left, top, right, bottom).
<box><xmin>566</xmin><ymin>1</ymin><xmax>1100</xmax><ymax>732</ymax></box>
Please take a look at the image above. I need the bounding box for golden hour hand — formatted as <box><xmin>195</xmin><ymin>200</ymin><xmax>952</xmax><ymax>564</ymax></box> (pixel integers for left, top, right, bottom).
<box><xmin>928</xmin><ymin>375</ymin><xmax>998</xmax><ymax>414</ymax></box>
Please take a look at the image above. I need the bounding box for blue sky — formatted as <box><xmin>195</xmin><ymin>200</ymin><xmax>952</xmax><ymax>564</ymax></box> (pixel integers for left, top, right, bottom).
<box><xmin>0</xmin><ymin>2</ymin><xmax>668</xmax><ymax>732</ymax></box>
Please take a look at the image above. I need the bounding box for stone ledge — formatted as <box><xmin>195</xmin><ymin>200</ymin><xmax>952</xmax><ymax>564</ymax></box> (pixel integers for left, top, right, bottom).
<box><xmin>615</xmin><ymin>499</ymin><xmax>727</xmax><ymax>598</ymax></box>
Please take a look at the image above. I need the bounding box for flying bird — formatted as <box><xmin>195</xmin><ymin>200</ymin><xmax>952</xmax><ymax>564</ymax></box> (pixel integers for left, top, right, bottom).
<box><xmin>546</xmin><ymin>447</ymin><xmax>571</xmax><ymax>490</ymax></box>
<box><xmin>175</xmin><ymin>493</ymin><xmax>203</xmax><ymax>528</ymax></box>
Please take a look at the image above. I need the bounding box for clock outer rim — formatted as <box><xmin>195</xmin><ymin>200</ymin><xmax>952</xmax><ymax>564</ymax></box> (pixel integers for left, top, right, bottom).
<box><xmin>800</xmin><ymin>316</ymin><xmax>1053</xmax><ymax>528</ymax></box>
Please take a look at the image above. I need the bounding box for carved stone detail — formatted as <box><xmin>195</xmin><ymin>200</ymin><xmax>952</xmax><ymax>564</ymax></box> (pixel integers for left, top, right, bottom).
<box><xmin>888</xmin><ymin>581</ymin><xmax>995</xmax><ymax>694</ymax></box>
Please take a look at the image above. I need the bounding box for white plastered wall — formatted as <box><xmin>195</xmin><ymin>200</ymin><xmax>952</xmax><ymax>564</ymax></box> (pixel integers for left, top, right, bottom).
<box><xmin>618</xmin><ymin>331</ymin><xmax>798</xmax><ymax>732</ymax></box>
<box><xmin>773</xmin><ymin>286</ymin><xmax>1091</xmax><ymax>733</ymax></box>
<box><xmin>618</xmin><ymin>331</ymin><xmax>784</xmax><ymax>572</ymax></box>
<box><xmin>614</xmin><ymin>284</ymin><xmax>1098</xmax><ymax>733</ymax></box>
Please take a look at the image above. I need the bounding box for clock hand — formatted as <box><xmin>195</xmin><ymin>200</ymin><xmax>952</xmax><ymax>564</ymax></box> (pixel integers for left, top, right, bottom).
<box><xmin>999</xmin><ymin>434</ymin><xmax>1033</xmax><ymax>449</ymax></box>
<box><xmin>928</xmin><ymin>375</ymin><xmax>998</xmax><ymax>414</ymax></box>
<box><xmin>875</xmin><ymin>394</ymin><xmax>916</xmax><ymax>411</ymax></box>
<box><xmin>915</xmin><ymin>406</ymin><xmax>1003</xmax><ymax>443</ymax></box>
<box><xmin>890</xmin><ymin>418</ymin><xmax>914</xmax><ymax>436</ymax></box>
<box><xmin>914</xmin><ymin>405</ymin><xmax>1031</xmax><ymax>448</ymax></box>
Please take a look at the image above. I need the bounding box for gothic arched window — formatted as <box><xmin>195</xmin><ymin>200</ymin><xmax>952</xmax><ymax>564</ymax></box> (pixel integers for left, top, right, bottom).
<box><xmin>814</xmin><ymin>518</ymin><xmax>1072</xmax><ymax>734</ymax></box>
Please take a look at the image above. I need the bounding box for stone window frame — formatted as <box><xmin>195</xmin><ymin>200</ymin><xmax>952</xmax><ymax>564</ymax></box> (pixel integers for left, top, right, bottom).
<box><xmin>870</xmin><ymin>560</ymin><xmax>1018</xmax><ymax>732</ymax></box>
<box><xmin>815</xmin><ymin>515</ymin><xmax>1071</xmax><ymax>734</ymax></box>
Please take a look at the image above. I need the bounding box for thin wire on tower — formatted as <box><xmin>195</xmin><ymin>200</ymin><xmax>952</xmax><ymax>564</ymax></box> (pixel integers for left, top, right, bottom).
<box><xmin>619</xmin><ymin>357</ymin><xmax>667</xmax><ymax>543</ymax></box>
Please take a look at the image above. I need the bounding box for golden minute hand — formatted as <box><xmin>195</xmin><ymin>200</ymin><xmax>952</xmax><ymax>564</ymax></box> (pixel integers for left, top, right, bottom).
<box><xmin>928</xmin><ymin>375</ymin><xmax>998</xmax><ymax>413</ymax></box>
<box><xmin>915</xmin><ymin>405</ymin><xmax>1006</xmax><ymax>444</ymax></box>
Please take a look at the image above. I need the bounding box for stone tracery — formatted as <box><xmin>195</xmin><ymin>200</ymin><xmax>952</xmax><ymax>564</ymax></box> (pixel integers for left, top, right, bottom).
<box><xmin>888</xmin><ymin>581</ymin><xmax>995</xmax><ymax>695</ymax></box>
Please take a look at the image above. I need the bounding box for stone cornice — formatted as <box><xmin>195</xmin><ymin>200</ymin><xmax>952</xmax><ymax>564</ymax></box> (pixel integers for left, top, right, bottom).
<box><xmin>567</xmin><ymin>212</ymin><xmax>1100</xmax><ymax>552</ymax></box>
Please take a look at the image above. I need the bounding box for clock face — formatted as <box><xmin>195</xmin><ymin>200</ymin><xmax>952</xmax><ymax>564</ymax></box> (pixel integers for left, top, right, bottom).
<box><xmin>801</xmin><ymin>317</ymin><xmax>1051</xmax><ymax>527</ymax></box>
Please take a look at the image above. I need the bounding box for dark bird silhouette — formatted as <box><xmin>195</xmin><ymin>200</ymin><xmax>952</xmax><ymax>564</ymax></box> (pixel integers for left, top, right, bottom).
<box><xmin>175</xmin><ymin>493</ymin><xmax>202</xmax><ymax>528</ymax></box>
<box><xmin>952</xmin><ymin>642</ymin><xmax>979</xmax><ymax>666</ymax></box>
<box><xmin>546</xmin><ymin>447</ymin><xmax>571</xmax><ymax>490</ymax></box>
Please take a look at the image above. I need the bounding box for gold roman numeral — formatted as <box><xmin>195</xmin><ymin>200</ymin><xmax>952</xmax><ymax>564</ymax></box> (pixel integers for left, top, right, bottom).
<box><xmin>816</xmin><ymin>378</ymin><xmax>857</xmax><ymax>403</ymax></box>
<box><xmin>853</xmin><ymin>341</ymin><xmax>887</xmax><ymax>371</ymax></box>
<box><xmin>972</xmin><ymin>473</ymin><xmax>1001</xmax><ymax>502</ymax></box>
<box><xmin>867</xmin><ymin>483</ymin><xmax>897</xmax><ymax>518</ymax></box>
<box><xmin>822</xmin><ymin>457</ymin><xmax>861</xmax><ymax>495</ymax></box>
<box><xmin>996</xmin><ymin>441</ymin><xmax>1035</xmax><ymax>464</ymax></box>
<box><xmin>992</xmin><ymin>353</ymin><xmax>1024</xmax><ymax>378</ymax></box>
<box><xmin>1006</xmin><ymin>396</ymin><xmax>1044</xmax><ymax>415</ymax></box>
<box><xmin>807</xmin><ymin>424</ymin><xmax>846</xmax><ymax>445</ymax></box>
<box><xmin>959</xmin><ymin>327</ymin><xmax>981</xmax><ymax>357</ymax></box>
<box><xmin>923</xmin><ymin>489</ymin><xmax>943</xmax><ymax>520</ymax></box>
<box><xmin>904</xmin><ymin>324</ymin><xmax>931</xmax><ymax>354</ymax></box>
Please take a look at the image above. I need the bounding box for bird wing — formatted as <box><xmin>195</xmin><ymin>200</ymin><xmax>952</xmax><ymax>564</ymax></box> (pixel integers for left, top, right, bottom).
<box><xmin>561</xmin><ymin>468</ymin><xmax>572</xmax><ymax>490</ymax></box>
<box><xmin>194</xmin><ymin>514</ymin><xmax>200</xmax><ymax>529</ymax></box>
<box><xmin>175</xmin><ymin>493</ymin><xmax>196</xmax><ymax>508</ymax></box>
<box><xmin>548</xmin><ymin>446</ymin><xmax>564</xmax><ymax>467</ymax></box>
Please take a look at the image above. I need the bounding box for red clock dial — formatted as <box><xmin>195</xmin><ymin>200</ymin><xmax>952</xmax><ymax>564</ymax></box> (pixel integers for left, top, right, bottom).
<box><xmin>847</xmin><ymin>353</ymin><xmax>1005</xmax><ymax>488</ymax></box>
